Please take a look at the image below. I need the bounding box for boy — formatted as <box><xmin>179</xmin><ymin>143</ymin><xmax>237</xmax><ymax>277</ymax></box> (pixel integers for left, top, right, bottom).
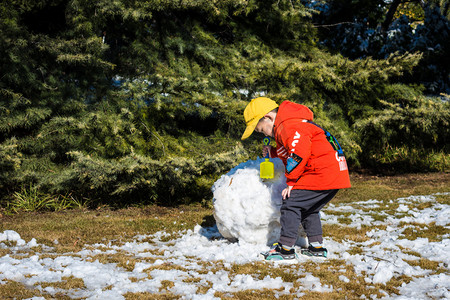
<box><xmin>241</xmin><ymin>97</ymin><xmax>351</xmax><ymax>261</ymax></box>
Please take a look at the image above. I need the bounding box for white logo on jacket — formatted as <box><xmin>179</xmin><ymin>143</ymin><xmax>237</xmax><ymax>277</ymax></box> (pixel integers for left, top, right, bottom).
<box><xmin>291</xmin><ymin>131</ymin><xmax>301</xmax><ymax>150</ymax></box>
<box><xmin>336</xmin><ymin>152</ymin><xmax>348</xmax><ymax>171</ymax></box>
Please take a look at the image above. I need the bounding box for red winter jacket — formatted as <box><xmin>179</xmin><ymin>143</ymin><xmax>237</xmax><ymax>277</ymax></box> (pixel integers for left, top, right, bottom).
<box><xmin>270</xmin><ymin>101</ymin><xmax>351</xmax><ymax>190</ymax></box>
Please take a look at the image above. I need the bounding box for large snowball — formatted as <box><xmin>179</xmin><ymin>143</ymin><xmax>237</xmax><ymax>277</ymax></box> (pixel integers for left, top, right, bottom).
<box><xmin>212</xmin><ymin>158</ymin><xmax>307</xmax><ymax>246</ymax></box>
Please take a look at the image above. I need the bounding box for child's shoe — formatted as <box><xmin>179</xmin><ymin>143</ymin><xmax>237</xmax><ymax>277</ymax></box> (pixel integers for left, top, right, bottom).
<box><xmin>261</xmin><ymin>243</ymin><xmax>298</xmax><ymax>263</ymax></box>
<box><xmin>301</xmin><ymin>244</ymin><xmax>328</xmax><ymax>258</ymax></box>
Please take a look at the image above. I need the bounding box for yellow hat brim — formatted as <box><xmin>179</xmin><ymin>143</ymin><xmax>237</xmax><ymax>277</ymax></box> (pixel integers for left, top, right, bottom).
<box><xmin>241</xmin><ymin>118</ymin><xmax>259</xmax><ymax>140</ymax></box>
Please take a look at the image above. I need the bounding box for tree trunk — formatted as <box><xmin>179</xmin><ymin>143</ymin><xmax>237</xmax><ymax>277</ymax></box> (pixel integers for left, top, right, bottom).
<box><xmin>382</xmin><ymin>0</ymin><xmax>403</xmax><ymax>31</ymax></box>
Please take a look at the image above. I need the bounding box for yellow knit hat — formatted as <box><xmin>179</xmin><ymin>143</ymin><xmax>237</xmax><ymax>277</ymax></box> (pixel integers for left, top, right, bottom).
<box><xmin>241</xmin><ymin>97</ymin><xmax>279</xmax><ymax>140</ymax></box>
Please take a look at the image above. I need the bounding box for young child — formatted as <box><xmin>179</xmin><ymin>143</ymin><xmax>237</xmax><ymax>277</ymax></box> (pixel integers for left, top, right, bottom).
<box><xmin>241</xmin><ymin>97</ymin><xmax>351</xmax><ymax>261</ymax></box>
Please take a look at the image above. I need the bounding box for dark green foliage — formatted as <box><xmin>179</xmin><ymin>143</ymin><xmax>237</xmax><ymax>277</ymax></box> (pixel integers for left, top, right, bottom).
<box><xmin>0</xmin><ymin>0</ymin><xmax>448</xmax><ymax>208</ymax></box>
<box><xmin>44</xmin><ymin>145</ymin><xmax>248</xmax><ymax>206</ymax></box>
<box><xmin>354</xmin><ymin>87</ymin><xmax>449</xmax><ymax>172</ymax></box>
<box><xmin>0</xmin><ymin>139</ymin><xmax>21</xmax><ymax>195</ymax></box>
<box><xmin>308</xmin><ymin>0</ymin><xmax>450</xmax><ymax>94</ymax></box>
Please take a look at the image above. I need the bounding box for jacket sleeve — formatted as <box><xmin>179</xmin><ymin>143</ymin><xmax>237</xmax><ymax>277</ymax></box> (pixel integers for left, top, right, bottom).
<box><xmin>279</xmin><ymin>126</ymin><xmax>312</xmax><ymax>186</ymax></box>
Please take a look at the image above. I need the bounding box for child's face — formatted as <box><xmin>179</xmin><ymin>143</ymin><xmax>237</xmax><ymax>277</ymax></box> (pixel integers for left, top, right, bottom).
<box><xmin>255</xmin><ymin>117</ymin><xmax>274</xmax><ymax>137</ymax></box>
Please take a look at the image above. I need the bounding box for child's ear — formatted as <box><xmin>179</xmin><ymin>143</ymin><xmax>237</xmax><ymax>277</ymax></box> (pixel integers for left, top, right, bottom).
<box><xmin>265</xmin><ymin>113</ymin><xmax>275</xmax><ymax>122</ymax></box>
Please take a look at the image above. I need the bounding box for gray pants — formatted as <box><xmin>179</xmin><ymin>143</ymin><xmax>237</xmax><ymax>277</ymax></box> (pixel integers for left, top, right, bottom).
<box><xmin>279</xmin><ymin>189</ymin><xmax>338</xmax><ymax>247</ymax></box>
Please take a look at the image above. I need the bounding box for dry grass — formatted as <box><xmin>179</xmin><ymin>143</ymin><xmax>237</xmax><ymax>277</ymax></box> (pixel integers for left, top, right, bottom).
<box><xmin>124</xmin><ymin>291</ymin><xmax>179</xmax><ymax>299</ymax></box>
<box><xmin>38</xmin><ymin>276</ymin><xmax>85</xmax><ymax>290</ymax></box>
<box><xmin>0</xmin><ymin>172</ymin><xmax>448</xmax><ymax>299</ymax></box>
<box><xmin>0</xmin><ymin>205</ymin><xmax>211</xmax><ymax>253</ymax></box>
<box><xmin>399</xmin><ymin>222</ymin><xmax>449</xmax><ymax>242</ymax></box>
<box><xmin>322</xmin><ymin>224</ymin><xmax>376</xmax><ymax>243</ymax></box>
<box><xmin>0</xmin><ymin>281</ymin><xmax>45</xmax><ymax>299</ymax></box>
<box><xmin>334</xmin><ymin>172</ymin><xmax>449</xmax><ymax>204</ymax></box>
<box><xmin>85</xmin><ymin>251</ymin><xmax>140</xmax><ymax>271</ymax></box>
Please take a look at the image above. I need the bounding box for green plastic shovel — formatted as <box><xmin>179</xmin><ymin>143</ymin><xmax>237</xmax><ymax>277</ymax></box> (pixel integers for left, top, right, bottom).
<box><xmin>260</xmin><ymin>137</ymin><xmax>274</xmax><ymax>179</ymax></box>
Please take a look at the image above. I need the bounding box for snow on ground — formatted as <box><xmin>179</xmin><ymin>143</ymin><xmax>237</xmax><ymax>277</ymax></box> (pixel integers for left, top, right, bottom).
<box><xmin>0</xmin><ymin>159</ymin><xmax>449</xmax><ymax>299</ymax></box>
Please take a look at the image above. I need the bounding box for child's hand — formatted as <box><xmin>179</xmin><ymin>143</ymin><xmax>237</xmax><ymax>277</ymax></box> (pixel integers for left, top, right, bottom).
<box><xmin>282</xmin><ymin>185</ymin><xmax>293</xmax><ymax>200</ymax></box>
<box><xmin>262</xmin><ymin>145</ymin><xmax>272</xmax><ymax>158</ymax></box>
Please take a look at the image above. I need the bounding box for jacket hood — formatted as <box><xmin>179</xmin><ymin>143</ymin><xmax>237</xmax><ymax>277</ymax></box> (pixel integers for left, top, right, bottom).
<box><xmin>275</xmin><ymin>101</ymin><xmax>314</xmax><ymax>125</ymax></box>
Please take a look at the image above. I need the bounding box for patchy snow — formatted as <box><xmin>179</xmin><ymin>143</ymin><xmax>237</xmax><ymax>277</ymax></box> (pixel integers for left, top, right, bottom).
<box><xmin>0</xmin><ymin>159</ymin><xmax>449</xmax><ymax>299</ymax></box>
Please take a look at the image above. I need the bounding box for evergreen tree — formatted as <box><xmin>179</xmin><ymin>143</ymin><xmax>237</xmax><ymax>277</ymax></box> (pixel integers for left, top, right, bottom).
<box><xmin>1</xmin><ymin>0</ymin><xmax>448</xmax><ymax>207</ymax></box>
<box><xmin>305</xmin><ymin>0</ymin><xmax>450</xmax><ymax>94</ymax></box>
